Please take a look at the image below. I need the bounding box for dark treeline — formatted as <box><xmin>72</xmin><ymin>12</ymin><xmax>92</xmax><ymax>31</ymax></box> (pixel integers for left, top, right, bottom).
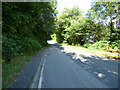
<box><xmin>2</xmin><ymin>2</ymin><xmax>57</xmax><ymax>62</ymax></box>
<box><xmin>52</xmin><ymin>2</ymin><xmax>120</xmax><ymax>53</ymax></box>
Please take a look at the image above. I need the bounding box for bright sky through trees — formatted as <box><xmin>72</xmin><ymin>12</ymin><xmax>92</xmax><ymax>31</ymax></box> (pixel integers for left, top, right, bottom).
<box><xmin>57</xmin><ymin>0</ymin><xmax>92</xmax><ymax>15</ymax></box>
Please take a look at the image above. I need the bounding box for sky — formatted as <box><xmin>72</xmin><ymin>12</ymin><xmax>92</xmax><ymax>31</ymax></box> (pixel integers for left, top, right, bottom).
<box><xmin>57</xmin><ymin>0</ymin><xmax>93</xmax><ymax>15</ymax></box>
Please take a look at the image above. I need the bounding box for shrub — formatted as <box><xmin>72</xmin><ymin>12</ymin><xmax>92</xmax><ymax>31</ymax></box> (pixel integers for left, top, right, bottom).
<box><xmin>2</xmin><ymin>36</ymin><xmax>42</xmax><ymax>62</ymax></box>
<box><xmin>87</xmin><ymin>40</ymin><xmax>120</xmax><ymax>53</ymax></box>
<box><xmin>83</xmin><ymin>43</ymin><xmax>92</xmax><ymax>48</ymax></box>
<box><xmin>23</xmin><ymin>38</ymin><xmax>42</xmax><ymax>53</ymax></box>
<box><xmin>2</xmin><ymin>36</ymin><xmax>23</xmax><ymax>62</ymax></box>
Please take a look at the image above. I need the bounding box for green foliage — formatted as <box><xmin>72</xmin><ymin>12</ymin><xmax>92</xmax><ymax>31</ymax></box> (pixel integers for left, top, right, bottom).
<box><xmin>54</xmin><ymin>3</ymin><xmax>120</xmax><ymax>53</ymax></box>
<box><xmin>111</xmin><ymin>40</ymin><xmax>120</xmax><ymax>49</ymax></box>
<box><xmin>88</xmin><ymin>41</ymin><xmax>109</xmax><ymax>50</ymax></box>
<box><xmin>51</xmin><ymin>33</ymin><xmax>57</xmax><ymax>41</ymax></box>
<box><xmin>54</xmin><ymin>6</ymin><xmax>83</xmax><ymax>44</ymax></box>
<box><xmin>23</xmin><ymin>38</ymin><xmax>42</xmax><ymax>52</ymax></box>
<box><xmin>55</xmin><ymin>7</ymin><xmax>97</xmax><ymax>45</ymax></box>
<box><xmin>87</xmin><ymin>2</ymin><xmax>120</xmax><ymax>42</ymax></box>
<box><xmin>87</xmin><ymin>40</ymin><xmax>120</xmax><ymax>53</ymax></box>
<box><xmin>2</xmin><ymin>54</ymin><xmax>33</xmax><ymax>88</ymax></box>
<box><xmin>2</xmin><ymin>2</ymin><xmax>57</xmax><ymax>62</ymax></box>
<box><xmin>83</xmin><ymin>43</ymin><xmax>92</xmax><ymax>48</ymax></box>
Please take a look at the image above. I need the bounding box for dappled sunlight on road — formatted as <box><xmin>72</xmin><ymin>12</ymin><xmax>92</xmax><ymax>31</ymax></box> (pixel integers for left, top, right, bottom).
<box><xmin>50</xmin><ymin>43</ymin><xmax>118</xmax><ymax>88</ymax></box>
<box><xmin>104</xmin><ymin>68</ymin><xmax>118</xmax><ymax>75</ymax></box>
<box><xmin>94</xmin><ymin>72</ymin><xmax>105</xmax><ymax>78</ymax></box>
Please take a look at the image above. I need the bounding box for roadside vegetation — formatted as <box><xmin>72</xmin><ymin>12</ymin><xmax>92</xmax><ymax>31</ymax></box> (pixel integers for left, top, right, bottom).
<box><xmin>51</xmin><ymin>2</ymin><xmax>120</xmax><ymax>60</ymax></box>
<box><xmin>61</xmin><ymin>43</ymin><xmax>119</xmax><ymax>61</ymax></box>
<box><xmin>2</xmin><ymin>1</ymin><xmax>120</xmax><ymax>88</ymax></box>
<box><xmin>2</xmin><ymin>2</ymin><xmax>57</xmax><ymax>88</ymax></box>
<box><xmin>2</xmin><ymin>45</ymin><xmax>50</xmax><ymax>88</ymax></box>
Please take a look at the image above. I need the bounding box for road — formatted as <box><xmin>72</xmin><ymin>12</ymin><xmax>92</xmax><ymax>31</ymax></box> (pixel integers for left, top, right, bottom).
<box><xmin>38</xmin><ymin>40</ymin><xmax>119</xmax><ymax>88</ymax></box>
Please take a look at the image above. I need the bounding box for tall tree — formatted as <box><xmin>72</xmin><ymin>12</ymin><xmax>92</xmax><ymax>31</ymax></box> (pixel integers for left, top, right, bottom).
<box><xmin>87</xmin><ymin>2</ymin><xmax>119</xmax><ymax>42</ymax></box>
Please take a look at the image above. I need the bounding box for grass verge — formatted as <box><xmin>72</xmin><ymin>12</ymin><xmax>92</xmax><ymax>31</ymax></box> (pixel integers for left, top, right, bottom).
<box><xmin>2</xmin><ymin>44</ymin><xmax>51</xmax><ymax>88</ymax></box>
<box><xmin>61</xmin><ymin>43</ymin><xmax>120</xmax><ymax>62</ymax></box>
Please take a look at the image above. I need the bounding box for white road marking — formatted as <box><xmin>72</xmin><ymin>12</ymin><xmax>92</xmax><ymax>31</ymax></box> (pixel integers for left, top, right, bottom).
<box><xmin>38</xmin><ymin>55</ymin><xmax>46</xmax><ymax>88</ymax></box>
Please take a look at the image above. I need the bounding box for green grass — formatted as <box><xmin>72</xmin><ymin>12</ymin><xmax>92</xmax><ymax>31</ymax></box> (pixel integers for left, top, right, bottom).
<box><xmin>2</xmin><ymin>56</ymin><xmax>31</xmax><ymax>88</ymax></box>
<box><xmin>2</xmin><ymin>45</ymin><xmax>51</xmax><ymax>88</ymax></box>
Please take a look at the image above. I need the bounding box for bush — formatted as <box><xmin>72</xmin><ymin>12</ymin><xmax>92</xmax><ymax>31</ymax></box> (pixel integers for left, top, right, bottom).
<box><xmin>2</xmin><ymin>36</ymin><xmax>42</xmax><ymax>62</ymax></box>
<box><xmin>2</xmin><ymin>36</ymin><xmax>22</xmax><ymax>61</ymax></box>
<box><xmin>87</xmin><ymin>40</ymin><xmax>120</xmax><ymax>53</ymax></box>
<box><xmin>83</xmin><ymin>43</ymin><xmax>92</xmax><ymax>48</ymax></box>
<box><xmin>23</xmin><ymin>38</ymin><xmax>42</xmax><ymax>53</ymax></box>
<box><xmin>111</xmin><ymin>40</ymin><xmax>120</xmax><ymax>49</ymax></box>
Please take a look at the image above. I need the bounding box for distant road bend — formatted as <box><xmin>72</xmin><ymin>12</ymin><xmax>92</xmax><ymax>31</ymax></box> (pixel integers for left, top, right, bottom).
<box><xmin>37</xmin><ymin>40</ymin><xmax>118</xmax><ymax>88</ymax></box>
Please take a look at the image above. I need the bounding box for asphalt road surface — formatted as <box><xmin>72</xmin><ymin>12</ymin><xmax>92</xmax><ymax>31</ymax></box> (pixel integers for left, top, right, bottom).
<box><xmin>38</xmin><ymin>40</ymin><xmax>119</xmax><ymax>88</ymax></box>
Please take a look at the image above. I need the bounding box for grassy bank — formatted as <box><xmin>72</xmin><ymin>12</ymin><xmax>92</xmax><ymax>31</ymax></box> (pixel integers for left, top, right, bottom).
<box><xmin>2</xmin><ymin>45</ymin><xmax>51</xmax><ymax>88</ymax></box>
<box><xmin>61</xmin><ymin>43</ymin><xmax>120</xmax><ymax>62</ymax></box>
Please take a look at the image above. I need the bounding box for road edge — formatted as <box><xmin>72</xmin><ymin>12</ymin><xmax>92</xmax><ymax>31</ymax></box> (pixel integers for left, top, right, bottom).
<box><xmin>29</xmin><ymin>46</ymin><xmax>51</xmax><ymax>88</ymax></box>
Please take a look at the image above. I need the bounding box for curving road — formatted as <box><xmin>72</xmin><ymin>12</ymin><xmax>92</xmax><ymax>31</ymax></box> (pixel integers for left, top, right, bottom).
<box><xmin>38</xmin><ymin>40</ymin><xmax>119</xmax><ymax>88</ymax></box>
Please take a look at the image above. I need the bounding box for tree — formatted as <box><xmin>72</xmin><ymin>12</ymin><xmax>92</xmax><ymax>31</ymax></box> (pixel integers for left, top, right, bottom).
<box><xmin>55</xmin><ymin>6</ymin><xmax>83</xmax><ymax>44</ymax></box>
<box><xmin>87</xmin><ymin>2</ymin><xmax>120</xmax><ymax>42</ymax></box>
<box><xmin>55</xmin><ymin>6</ymin><xmax>98</xmax><ymax>45</ymax></box>
<box><xmin>2</xmin><ymin>2</ymin><xmax>57</xmax><ymax>62</ymax></box>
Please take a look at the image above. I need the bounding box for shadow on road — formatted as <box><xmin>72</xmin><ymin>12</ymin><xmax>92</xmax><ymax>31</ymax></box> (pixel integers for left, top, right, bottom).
<box><xmin>50</xmin><ymin>42</ymin><xmax>119</xmax><ymax>88</ymax></box>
